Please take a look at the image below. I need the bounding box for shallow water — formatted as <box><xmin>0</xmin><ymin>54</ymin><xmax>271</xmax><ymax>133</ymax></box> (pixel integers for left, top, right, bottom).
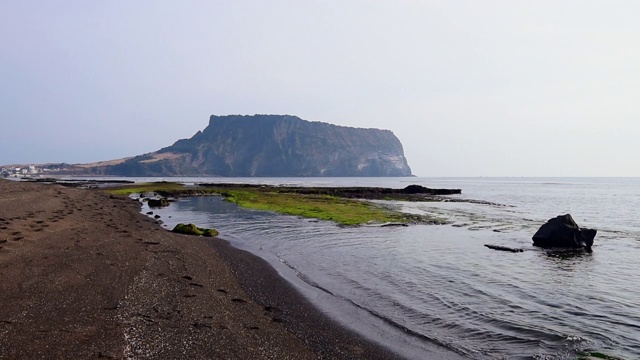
<box><xmin>145</xmin><ymin>177</ymin><xmax>640</xmax><ymax>359</ymax></box>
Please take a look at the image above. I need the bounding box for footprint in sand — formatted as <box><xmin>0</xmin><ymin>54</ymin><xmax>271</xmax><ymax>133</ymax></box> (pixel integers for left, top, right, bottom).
<box><xmin>263</xmin><ymin>305</ymin><xmax>281</xmax><ymax>313</ymax></box>
<box><xmin>192</xmin><ymin>322</ymin><xmax>212</xmax><ymax>329</ymax></box>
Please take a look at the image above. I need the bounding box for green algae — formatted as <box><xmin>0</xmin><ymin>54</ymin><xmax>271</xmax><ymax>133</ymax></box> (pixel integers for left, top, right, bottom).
<box><xmin>578</xmin><ymin>350</ymin><xmax>624</xmax><ymax>360</ymax></box>
<box><xmin>220</xmin><ymin>189</ymin><xmax>412</xmax><ymax>226</ymax></box>
<box><xmin>107</xmin><ymin>182</ymin><xmax>188</xmax><ymax>196</ymax></box>
<box><xmin>105</xmin><ymin>182</ymin><xmax>432</xmax><ymax>226</ymax></box>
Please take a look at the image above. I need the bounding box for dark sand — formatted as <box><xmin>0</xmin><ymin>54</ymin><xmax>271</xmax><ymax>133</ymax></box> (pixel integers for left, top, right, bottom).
<box><xmin>0</xmin><ymin>180</ymin><xmax>402</xmax><ymax>359</ymax></box>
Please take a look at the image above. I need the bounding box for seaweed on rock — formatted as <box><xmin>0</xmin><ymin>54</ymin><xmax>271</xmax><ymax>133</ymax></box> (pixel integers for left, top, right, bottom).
<box><xmin>172</xmin><ymin>223</ymin><xmax>219</xmax><ymax>237</ymax></box>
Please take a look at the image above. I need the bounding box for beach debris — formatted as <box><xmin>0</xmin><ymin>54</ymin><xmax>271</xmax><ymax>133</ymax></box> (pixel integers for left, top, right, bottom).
<box><xmin>532</xmin><ymin>214</ymin><xmax>596</xmax><ymax>250</ymax></box>
<box><xmin>172</xmin><ymin>223</ymin><xmax>219</xmax><ymax>237</ymax></box>
<box><xmin>484</xmin><ymin>244</ymin><xmax>524</xmax><ymax>252</ymax></box>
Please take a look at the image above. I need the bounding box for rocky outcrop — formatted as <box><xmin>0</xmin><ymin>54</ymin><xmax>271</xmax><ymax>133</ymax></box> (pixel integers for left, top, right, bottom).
<box><xmin>147</xmin><ymin>198</ymin><xmax>170</xmax><ymax>208</ymax></box>
<box><xmin>400</xmin><ymin>185</ymin><xmax>459</xmax><ymax>195</ymax></box>
<box><xmin>532</xmin><ymin>214</ymin><xmax>596</xmax><ymax>250</ymax></box>
<box><xmin>94</xmin><ymin>115</ymin><xmax>413</xmax><ymax>177</ymax></box>
<box><xmin>196</xmin><ymin>183</ymin><xmax>461</xmax><ymax>199</ymax></box>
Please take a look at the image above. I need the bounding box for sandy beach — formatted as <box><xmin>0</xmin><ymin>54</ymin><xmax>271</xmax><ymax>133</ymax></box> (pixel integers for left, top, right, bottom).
<box><xmin>0</xmin><ymin>179</ymin><xmax>401</xmax><ymax>359</ymax></box>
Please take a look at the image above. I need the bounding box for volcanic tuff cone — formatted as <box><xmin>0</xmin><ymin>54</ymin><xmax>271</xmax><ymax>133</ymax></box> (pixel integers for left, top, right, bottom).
<box><xmin>78</xmin><ymin>115</ymin><xmax>413</xmax><ymax>177</ymax></box>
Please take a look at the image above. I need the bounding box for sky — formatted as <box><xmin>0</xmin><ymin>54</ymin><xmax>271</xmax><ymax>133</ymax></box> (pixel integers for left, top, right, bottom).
<box><xmin>1</xmin><ymin>1</ymin><xmax>639</xmax><ymax>177</ymax></box>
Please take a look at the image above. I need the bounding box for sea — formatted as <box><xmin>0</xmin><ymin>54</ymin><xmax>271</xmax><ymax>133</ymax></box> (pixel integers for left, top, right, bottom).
<box><xmin>130</xmin><ymin>177</ymin><xmax>639</xmax><ymax>359</ymax></box>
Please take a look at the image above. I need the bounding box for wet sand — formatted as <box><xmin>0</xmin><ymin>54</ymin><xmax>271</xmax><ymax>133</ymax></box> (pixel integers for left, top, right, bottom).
<box><xmin>0</xmin><ymin>179</ymin><xmax>401</xmax><ymax>359</ymax></box>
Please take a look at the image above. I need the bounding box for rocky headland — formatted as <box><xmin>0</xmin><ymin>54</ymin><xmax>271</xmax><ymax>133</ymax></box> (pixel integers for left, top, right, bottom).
<box><xmin>51</xmin><ymin>114</ymin><xmax>413</xmax><ymax>177</ymax></box>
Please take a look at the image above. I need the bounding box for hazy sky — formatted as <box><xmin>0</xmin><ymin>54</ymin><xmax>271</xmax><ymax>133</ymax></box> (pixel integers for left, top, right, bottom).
<box><xmin>2</xmin><ymin>1</ymin><xmax>639</xmax><ymax>176</ymax></box>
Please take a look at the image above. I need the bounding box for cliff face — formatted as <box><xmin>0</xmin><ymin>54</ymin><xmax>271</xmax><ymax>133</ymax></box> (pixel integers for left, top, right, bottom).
<box><xmin>102</xmin><ymin>115</ymin><xmax>412</xmax><ymax>177</ymax></box>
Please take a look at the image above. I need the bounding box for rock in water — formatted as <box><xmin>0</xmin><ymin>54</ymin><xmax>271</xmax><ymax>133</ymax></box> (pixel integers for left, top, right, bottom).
<box><xmin>532</xmin><ymin>214</ymin><xmax>596</xmax><ymax>250</ymax></box>
<box><xmin>484</xmin><ymin>244</ymin><xmax>524</xmax><ymax>252</ymax></box>
<box><xmin>172</xmin><ymin>223</ymin><xmax>219</xmax><ymax>237</ymax></box>
<box><xmin>147</xmin><ymin>198</ymin><xmax>170</xmax><ymax>208</ymax></box>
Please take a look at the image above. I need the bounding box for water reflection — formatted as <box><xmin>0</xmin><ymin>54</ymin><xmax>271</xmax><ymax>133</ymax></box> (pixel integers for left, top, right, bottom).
<box><xmin>542</xmin><ymin>249</ymin><xmax>594</xmax><ymax>261</ymax></box>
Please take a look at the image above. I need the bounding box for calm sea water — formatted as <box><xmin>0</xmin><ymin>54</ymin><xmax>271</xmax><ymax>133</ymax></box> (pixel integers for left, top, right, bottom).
<box><xmin>141</xmin><ymin>177</ymin><xmax>640</xmax><ymax>359</ymax></box>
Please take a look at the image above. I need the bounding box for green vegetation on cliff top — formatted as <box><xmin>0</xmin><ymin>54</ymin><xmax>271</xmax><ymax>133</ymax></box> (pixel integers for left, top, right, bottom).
<box><xmin>106</xmin><ymin>182</ymin><xmax>413</xmax><ymax>225</ymax></box>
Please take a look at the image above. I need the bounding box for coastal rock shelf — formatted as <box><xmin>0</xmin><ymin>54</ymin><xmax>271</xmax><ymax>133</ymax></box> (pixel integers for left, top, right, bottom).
<box><xmin>109</xmin><ymin>181</ymin><xmax>463</xmax><ymax>226</ymax></box>
<box><xmin>196</xmin><ymin>183</ymin><xmax>462</xmax><ymax>200</ymax></box>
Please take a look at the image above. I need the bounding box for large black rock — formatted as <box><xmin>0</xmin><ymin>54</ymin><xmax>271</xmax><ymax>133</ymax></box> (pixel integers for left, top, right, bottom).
<box><xmin>532</xmin><ymin>214</ymin><xmax>596</xmax><ymax>250</ymax></box>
